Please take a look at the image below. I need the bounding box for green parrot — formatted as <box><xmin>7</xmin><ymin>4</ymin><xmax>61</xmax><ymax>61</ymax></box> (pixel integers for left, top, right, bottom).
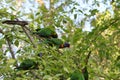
<box><xmin>70</xmin><ymin>70</ymin><xmax>85</xmax><ymax>80</ymax></box>
<box><xmin>44</xmin><ymin>38</ymin><xmax>70</xmax><ymax>48</ymax></box>
<box><xmin>82</xmin><ymin>66</ymin><xmax>88</xmax><ymax>80</ymax></box>
<box><xmin>17</xmin><ymin>59</ymin><xmax>39</xmax><ymax>70</ymax></box>
<box><xmin>33</xmin><ymin>28</ymin><xmax>58</xmax><ymax>38</ymax></box>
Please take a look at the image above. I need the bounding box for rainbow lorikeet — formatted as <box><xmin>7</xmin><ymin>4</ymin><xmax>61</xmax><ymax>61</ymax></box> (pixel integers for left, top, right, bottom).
<box><xmin>44</xmin><ymin>38</ymin><xmax>70</xmax><ymax>48</ymax></box>
<box><xmin>82</xmin><ymin>66</ymin><xmax>88</xmax><ymax>80</ymax></box>
<box><xmin>70</xmin><ymin>70</ymin><xmax>85</xmax><ymax>80</ymax></box>
<box><xmin>16</xmin><ymin>59</ymin><xmax>39</xmax><ymax>70</ymax></box>
<box><xmin>33</xmin><ymin>28</ymin><xmax>58</xmax><ymax>38</ymax></box>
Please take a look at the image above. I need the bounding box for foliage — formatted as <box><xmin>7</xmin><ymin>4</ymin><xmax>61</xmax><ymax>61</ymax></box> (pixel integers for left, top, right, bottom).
<box><xmin>0</xmin><ymin>0</ymin><xmax>120</xmax><ymax>80</ymax></box>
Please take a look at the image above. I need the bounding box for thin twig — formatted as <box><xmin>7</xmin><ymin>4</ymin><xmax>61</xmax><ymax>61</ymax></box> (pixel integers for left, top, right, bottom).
<box><xmin>24</xmin><ymin>25</ymin><xmax>32</xmax><ymax>32</ymax></box>
<box><xmin>85</xmin><ymin>51</ymin><xmax>91</xmax><ymax>66</ymax></box>
<box><xmin>0</xmin><ymin>28</ymin><xmax>18</xmax><ymax>67</ymax></box>
<box><xmin>0</xmin><ymin>29</ymin><xmax>15</xmax><ymax>58</ymax></box>
<box><xmin>5</xmin><ymin>35</ymin><xmax>15</xmax><ymax>59</ymax></box>
<box><xmin>0</xmin><ymin>29</ymin><xmax>14</xmax><ymax>58</ymax></box>
<box><xmin>0</xmin><ymin>28</ymin><xmax>3</xmax><ymax>34</ymax></box>
<box><xmin>21</xmin><ymin>26</ymin><xmax>36</xmax><ymax>48</ymax></box>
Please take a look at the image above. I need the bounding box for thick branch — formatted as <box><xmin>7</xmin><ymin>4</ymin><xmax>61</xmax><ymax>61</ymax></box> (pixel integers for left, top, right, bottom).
<box><xmin>2</xmin><ymin>20</ymin><xmax>28</xmax><ymax>26</ymax></box>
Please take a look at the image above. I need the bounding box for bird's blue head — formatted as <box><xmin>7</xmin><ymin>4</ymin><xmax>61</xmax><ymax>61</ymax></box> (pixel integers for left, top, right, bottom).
<box><xmin>63</xmin><ymin>42</ymin><xmax>70</xmax><ymax>48</ymax></box>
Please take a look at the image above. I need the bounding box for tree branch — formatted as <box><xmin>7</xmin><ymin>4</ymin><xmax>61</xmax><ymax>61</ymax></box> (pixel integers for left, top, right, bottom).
<box><xmin>2</xmin><ymin>20</ymin><xmax>28</xmax><ymax>26</ymax></box>
<box><xmin>0</xmin><ymin>29</ymin><xmax>14</xmax><ymax>58</ymax></box>
<box><xmin>0</xmin><ymin>28</ymin><xmax>4</xmax><ymax>34</ymax></box>
<box><xmin>0</xmin><ymin>28</ymin><xmax>18</xmax><ymax>67</ymax></box>
<box><xmin>5</xmin><ymin>35</ymin><xmax>15</xmax><ymax>59</ymax></box>
<box><xmin>85</xmin><ymin>51</ymin><xmax>91</xmax><ymax>66</ymax></box>
<box><xmin>21</xmin><ymin>25</ymin><xmax>36</xmax><ymax>48</ymax></box>
<box><xmin>2</xmin><ymin>20</ymin><xmax>37</xmax><ymax>48</ymax></box>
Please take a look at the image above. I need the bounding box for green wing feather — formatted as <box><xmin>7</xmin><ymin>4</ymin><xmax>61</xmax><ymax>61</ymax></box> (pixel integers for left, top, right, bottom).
<box><xmin>34</xmin><ymin>28</ymin><xmax>57</xmax><ymax>38</ymax></box>
<box><xmin>70</xmin><ymin>70</ymin><xmax>85</xmax><ymax>80</ymax></box>
<box><xmin>82</xmin><ymin>67</ymin><xmax>88</xmax><ymax>80</ymax></box>
<box><xmin>17</xmin><ymin>59</ymin><xmax>38</xmax><ymax>70</ymax></box>
<box><xmin>44</xmin><ymin>38</ymin><xmax>63</xmax><ymax>47</ymax></box>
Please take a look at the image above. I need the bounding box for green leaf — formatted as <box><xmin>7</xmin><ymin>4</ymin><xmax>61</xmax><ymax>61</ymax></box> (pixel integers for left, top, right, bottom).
<box><xmin>7</xmin><ymin>59</ymin><xmax>15</xmax><ymax>64</ymax></box>
<box><xmin>0</xmin><ymin>39</ymin><xmax>5</xmax><ymax>48</ymax></box>
<box><xmin>14</xmin><ymin>40</ymin><xmax>19</xmax><ymax>46</ymax></box>
<box><xmin>63</xmin><ymin>67</ymin><xmax>69</xmax><ymax>73</ymax></box>
<box><xmin>74</xmin><ymin>14</ymin><xmax>77</xmax><ymax>19</ymax></box>
<box><xmin>89</xmin><ymin>9</ymin><xmax>99</xmax><ymax>16</ymax></box>
<box><xmin>78</xmin><ymin>10</ymin><xmax>83</xmax><ymax>13</ymax></box>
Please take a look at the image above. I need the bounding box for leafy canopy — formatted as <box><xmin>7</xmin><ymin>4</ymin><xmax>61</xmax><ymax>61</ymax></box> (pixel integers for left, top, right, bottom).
<box><xmin>0</xmin><ymin>0</ymin><xmax>120</xmax><ymax>80</ymax></box>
